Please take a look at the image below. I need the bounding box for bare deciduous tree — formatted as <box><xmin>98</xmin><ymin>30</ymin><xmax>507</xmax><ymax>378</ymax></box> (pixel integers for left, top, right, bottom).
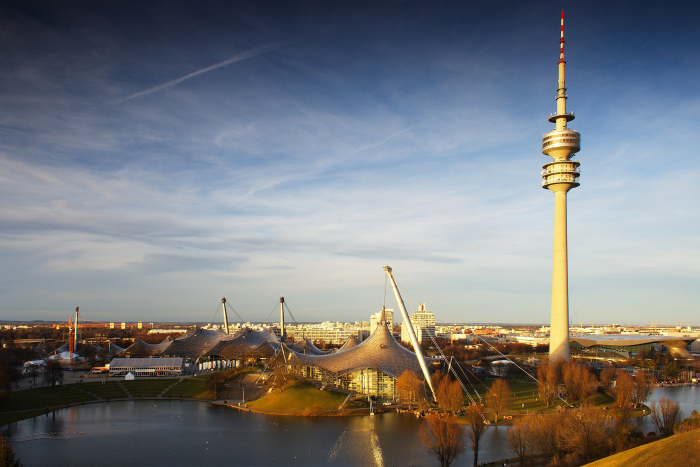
<box><xmin>397</xmin><ymin>370</ymin><xmax>426</xmax><ymax>409</ymax></box>
<box><xmin>432</xmin><ymin>372</ymin><xmax>464</xmax><ymax>415</ymax></box>
<box><xmin>613</xmin><ymin>370</ymin><xmax>635</xmax><ymax>419</ymax></box>
<box><xmin>650</xmin><ymin>397</ymin><xmax>682</xmax><ymax>436</ymax></box>
<box><xmin>599</xmin><ymin>367</ymin><xmax>615</xmax><ymax>392</ymax></box>
<box><xmin>530</xmin><ymin>412</ymin><xmax>562</xmax><ymax>462</ymax></box>
<box><xmin>537</xmin><ymin>361</ymin><xmax>561</xmax><ymax>408</ymax></box>
<box><xmin>420</xmin><ymin>415</ymin><xmax>465</xmax><ymax>467</ymax></box>
<box><xmin>42</xmin><ymin>360</ymin><xmax>63</xmax><ymax>387</ymax></box>
<box><xmin>485</xmin><ymin>378</ymin><xmax>511</xmax><ymax>423</ymax></box>
<box><xmin>558</xmin><ymin>405</ymin><xmax>615</xmax><ymax>464</ymax></box>
<box><xmin>506</xmin><ymin>416</ymin><xmax>533</xmax><ymax>467</ymax></box>
<box><xmin>562</xmin><ymin>362</ymin><xmax>596</xmax><ymax>401</ymax></box>
<box><xmin>633</xmin><ymin>370</ymin><xmax>655</xmax><ymax>409</ymax></box>
<box><xmin>465</xmin><ymin>404</ymin><xmax>487</xmax><ymax>467</ymax></box>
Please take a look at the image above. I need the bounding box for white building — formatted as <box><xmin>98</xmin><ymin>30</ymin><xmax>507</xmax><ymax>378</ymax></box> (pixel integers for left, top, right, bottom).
<box><xmin>401</xmin><ymin>303</ymin><xmax>435</xmax><ymax>344</ymax></box>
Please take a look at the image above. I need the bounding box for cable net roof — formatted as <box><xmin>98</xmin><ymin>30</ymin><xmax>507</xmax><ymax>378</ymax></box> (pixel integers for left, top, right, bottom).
<box><xmin>110</xmin><ymin>357</ymin><xmax>183</xmax><ymax>369</ymax></box>
<box><xmin>123</xmin><ymin>337</ymin><xmax>174</xmax><ymax>357</ymax></box>
<box><xmin>284</xmin><ymin>324</ymin><xmax>434</xmax><ymax>378</ymax></box>
<box><xmin>203</xmin><ymin>327</ymin><xmax>280</xmax><ymax>360</ymax></box>
<box><xmin>285</xmin><ymin>338</ymin><xmax>328</xmax><ymax>355</ymax></box>
<box><xmin>335</xmin><ymin>335</ymin><xmax>360</xmax><ymax>353</ymax></box>
<box><xmin>105</xmin><ymin>342</ymin><xmax>126</xmax><ymax>357</ymax></box>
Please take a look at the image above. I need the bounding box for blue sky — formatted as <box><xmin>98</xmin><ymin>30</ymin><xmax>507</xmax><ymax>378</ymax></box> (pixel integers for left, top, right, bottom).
<box><xmin>1</xmin><ymin>1</ymin><xmax>698</xmax><ymax>325</ymax></box>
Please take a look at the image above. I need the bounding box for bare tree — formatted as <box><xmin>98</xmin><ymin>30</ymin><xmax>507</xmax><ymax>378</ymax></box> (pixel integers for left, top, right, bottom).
<box><xmin>420</xmin><ymin>415</ymin><xmax>465</xmax><ymax>467</ymax></box>
<box><xmin>537</xmin><ymin>362</ymin><xmax>560</xmax><ymax>408</ymax></box>
<box><xmin>432</xmin><ymin>372</ymin><xmax>464</xmax><ymax>415</ymax></box>
<box><xmin>558</xmin><ymin>405</ymin><xmax>615</xmax><ymax>464</ymax></box>
<box><xmin>613</xmin><ymin>370</ymin><xmax>635</xmax><ymax>419</ymax></box>
<box><xmin>465</xmin><ymin>404</ymin><xmax>487</xmax><ymax>467</ymax></box>
<box><xmin>563</xmin><ymin>362</ymin><xmax>596</xmax><ymax>401</ymax></box>
<box><xmin>530</xmin><ymin>412</ymin><xmax>562</xmax><ymax>463</ymax></box>
<box><xmin>485</xmin><ymin>378</ymin><xmax>511</xmax><ymax>423</ymax></box>
<box><xmin>599</xmin><ymin>367</ymin><xmax>615</xmax><ymax>393</ymax></box>
<box><xmin>397</xmin><ymin>370</ymin><xmax>426</xmax><ymax>409</ymax></box>
<box><xmin>506</xmin><ymin>416</ymin><xmax>533</xmax><ymax>467</ymax></box>
<box><xmin>42</xmin><ymin>360</ymin><xmax>63</xmax><ymax>387</ymax></box>
<box><xmin>27</xmin><ymin>365</ymin><xmax>39</xmax><ymax>386</ymax></box>
<box><xmin>650</xmin><ymin>397</ymin><xmax>682</xmax><ymax>436</ymax></box>
<box><xmin>633</xmin><ymin>370</ymin><xmax>655</xmax><ymax>408</ymax></box>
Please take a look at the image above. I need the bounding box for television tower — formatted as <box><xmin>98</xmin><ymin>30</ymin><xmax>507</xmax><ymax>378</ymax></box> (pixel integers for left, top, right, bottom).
<box><xmin>542</xmin><ymin>11</ymin><xmax>581</xmax><ymax>362</ymax></box>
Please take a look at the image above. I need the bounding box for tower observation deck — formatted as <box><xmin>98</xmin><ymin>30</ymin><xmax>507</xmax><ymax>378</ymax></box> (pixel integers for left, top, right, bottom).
<box><xmin>543</xmin><ymin>11</ymin><xmax>580</xmax><ymax>362</ymax></box>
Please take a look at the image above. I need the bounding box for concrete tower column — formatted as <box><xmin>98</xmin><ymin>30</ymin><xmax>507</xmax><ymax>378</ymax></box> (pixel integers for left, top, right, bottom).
<box><xmin>550</xmin><ymin>189</ymin><xmax>570</xmax><ymax>361</ymax></box>
<box><xmin>541</xmin><ymin>11</ymin><xmax>581</xmax><ymax>362</ymax></box>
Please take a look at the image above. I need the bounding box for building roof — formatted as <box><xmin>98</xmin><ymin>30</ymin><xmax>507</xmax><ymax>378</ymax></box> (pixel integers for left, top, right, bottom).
<box><xmin>570</xmin><ymin>335</ymin><xmax>696</xmax><ymax>358</ymax></box>
<box><xmin>283</xmin><ymin>324</ymin><xmax>436</xmax><ymax>378</ymax></box>
<box><xmin>110</xmin><ymin>357</ymin><xmax>183</xmax><ymax>369</ymax></box>
<box><xmin>335</xmin><ymin>335</ymin><xmax>360</xmax><ymax>353</ymax></box>
<box><xmin>285</xmin><ymin>338</ymin><xmax>328</xmax><ymax>355</ymax></box>
<box><xmin>163</xmin><ymin>327</ymin><xmax>234</xmax><ymax>358</ymax></box>
<box><xmin>202</xmin><ymin>327</ymin><xmax>279</xmax><ymax>360</ymax></box>
<box><xmin>122</xmin><ymin>337</ymin><xmax>174</xmax><ymax>357</ymax></box>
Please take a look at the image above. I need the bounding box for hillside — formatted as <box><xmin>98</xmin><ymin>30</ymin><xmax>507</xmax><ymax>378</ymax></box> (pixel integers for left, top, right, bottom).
<box><xmin>584</xmin><ymin>429</ymin><xmax>700</xmax><ymax>467</ymax></box>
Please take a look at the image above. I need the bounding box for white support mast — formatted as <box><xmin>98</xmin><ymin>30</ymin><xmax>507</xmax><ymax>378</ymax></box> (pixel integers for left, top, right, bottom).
<box><xmin>384</xmin><ymin>265</ymin><xmax>436</xmax><ymax>399</ymax></box>
<box><xmin>74</xmin><ymin>306</ymin><xmax>79</xmax><ymax>345</ymax></box>
<box><xmin>279</xmin><ymin>296</ymin><xmax>285</xmax><ymax>341</ymax></box>
<box><xmin>221</xmin><ymin>297</ymin><xmax>229</xmax><ymax>334</ymax></box>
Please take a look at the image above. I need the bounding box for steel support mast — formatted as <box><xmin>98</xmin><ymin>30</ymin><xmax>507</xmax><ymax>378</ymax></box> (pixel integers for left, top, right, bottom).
<box><xmin>221</xmin><ymin>298</ymin><xmax>229</xmax><ymax>334</ymax></box>
<box><xmin>383</xmin><ymin>266</ymin><xmax>436</xmax><ymax>399</ymax></box>
<box><xmin>279</xmin><ymin>296</ymin><xmax>285</xmax><ymax>341</ymax></box>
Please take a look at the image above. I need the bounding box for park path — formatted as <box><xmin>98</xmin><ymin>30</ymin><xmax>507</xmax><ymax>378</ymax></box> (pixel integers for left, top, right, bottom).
<box><xmin>117</xmin><ymin>381</ymin><xmax>133</xmax><ymax>398</ymax></box>
<box><xmin>157</xmin><ymin>378</ymin><xmax>185</xmax><ymax>398</ymax></box>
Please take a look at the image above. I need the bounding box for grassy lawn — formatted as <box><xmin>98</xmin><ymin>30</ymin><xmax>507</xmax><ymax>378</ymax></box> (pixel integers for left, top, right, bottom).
<box><xmin>247</xmin><ymin>381</ymin><xmax>358</xmax><ymax>412</ymax></box>
<box><xmin>467</xmin><ymin>379</ymin><xmax>567</xmax><ymax>415</ymax></box>
<box><xmin>162</xmin><ymin>378</ymin><xmax>210</xmax><ymax>399</ymax></box>
<box><xmin>584</xmin><ymin>429</ymin><xmax>700</xmax><ymax>467</ymax></box>
<box><xmin>0</xmin><ymin>409</ymin><xmax>47</xmax><ymax>426</ymax></box>
<box><xmin>0</xmin><ymin>386</ymin><xmax>97</xmax><ymax>414</ymax></box>
<box><xmin>459</xmin><ymin>379</ymin><xmax>623</xmax><ymax>424</ymax></box>
<box><xmin>78</xmin><ymin>381</ymin><xmax>128</xmax><ymax>399</ymax></box>
<box><xmin>121</xmin><ymin>379</ymin><xmax>176</xmax><ymax>397</ymax></box>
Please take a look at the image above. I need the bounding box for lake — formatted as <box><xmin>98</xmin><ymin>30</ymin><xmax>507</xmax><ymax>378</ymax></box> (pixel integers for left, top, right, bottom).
<box><xmin>3</xmin><ymin>385</ymin><xmax>698</xmax><ymax>466</ymax></box>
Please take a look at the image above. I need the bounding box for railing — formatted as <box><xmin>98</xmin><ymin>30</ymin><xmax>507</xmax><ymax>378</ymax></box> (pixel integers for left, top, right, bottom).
<box><xmin>542</xmin><ymin>167</ymin><xmax>581</xmax><ymax>176</ymax></box>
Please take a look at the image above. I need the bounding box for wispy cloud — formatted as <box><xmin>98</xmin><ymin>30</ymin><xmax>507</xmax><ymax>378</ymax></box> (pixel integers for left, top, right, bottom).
<box><xmin>114</xmin><ymin>43</ymin><xmax>280</xmax><ymax>104</ymax></box>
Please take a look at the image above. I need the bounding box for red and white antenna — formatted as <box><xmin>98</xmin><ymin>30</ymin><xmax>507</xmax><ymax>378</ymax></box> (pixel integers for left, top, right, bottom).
<box><xmin>559</xmin><ymin>10</ymin><xmax>566</xmax><ymax>63</ymax></box>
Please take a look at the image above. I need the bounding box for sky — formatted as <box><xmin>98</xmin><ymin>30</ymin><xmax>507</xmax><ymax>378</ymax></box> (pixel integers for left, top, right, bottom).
<box><xmin>0</xmin><ymin>1</ymin><xmax>699</xmax><ymax>326</ymax></box>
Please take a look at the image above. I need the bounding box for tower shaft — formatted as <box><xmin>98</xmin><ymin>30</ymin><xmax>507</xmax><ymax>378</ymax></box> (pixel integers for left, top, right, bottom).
<box><xmin>542</xmin><ymin>11</ymin><xmax>580</xmax><ymax>362</ymax></box>
<box><xmin>550</xmin><ymin>191</ymin><xmax>570</xmax><ymax>361</ymax></box>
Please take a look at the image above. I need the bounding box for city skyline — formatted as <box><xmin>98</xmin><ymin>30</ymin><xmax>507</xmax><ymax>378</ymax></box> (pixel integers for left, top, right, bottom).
<box><xmin>1</xmin><ymin>1</ymin><xmax>699</xmax><ymax>325</ymax></box>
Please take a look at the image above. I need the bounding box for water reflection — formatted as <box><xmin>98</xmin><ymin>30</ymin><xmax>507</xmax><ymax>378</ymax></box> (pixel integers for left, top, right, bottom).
<box><xmin>3</xmin><ymin>402</ymin><xmax>511</xmax><ymax>466</ymax></box>
<box><xmin>4</xmin><ymin>387</ymin><xmax>697</xmax><ymax>467</ymax></box>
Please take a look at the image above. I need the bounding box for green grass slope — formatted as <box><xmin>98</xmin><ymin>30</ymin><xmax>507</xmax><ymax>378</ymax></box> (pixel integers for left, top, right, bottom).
<box><xmin>246</xmin><ymin>381</ymin><xmax>353</xmax><ymax>412</ymax></box>
<box><xmin>584</xmin><ymin>429</ymin><xmax>700</xmax><ymax>467</ymax></box>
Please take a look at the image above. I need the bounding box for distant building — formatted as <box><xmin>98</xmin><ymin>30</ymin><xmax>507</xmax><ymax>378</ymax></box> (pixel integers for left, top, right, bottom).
<box><xmin>401</xmin><ymin>303</ymin><xmax>435</xmax><ymax>344</ymax></box>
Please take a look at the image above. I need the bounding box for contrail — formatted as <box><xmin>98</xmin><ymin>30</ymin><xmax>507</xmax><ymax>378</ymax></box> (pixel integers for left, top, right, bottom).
<box><xmin>115</xmin><ymin>43</ymin><xmax>278</xmax><ymax>104</ymax></box>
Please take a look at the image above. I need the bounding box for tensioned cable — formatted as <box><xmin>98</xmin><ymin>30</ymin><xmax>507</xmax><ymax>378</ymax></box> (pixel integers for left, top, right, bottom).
<box><xmin>383</xmin><ymin>274</ymin><xmax>387</xmax><ymax>309</ymax></box>
<box><xmin>263</xmin><ymin>302</ymin><xmax>280</xmax><ymax>324</ymax></box>
<box><xmin>224</xmin><ymin>302</ymin><xmax>245</xmax><ymax>323</ymax></box>
<box><xmin>209</xmin><ymin>302</ymin><xmax>223</xmax><ymax>326</ymax></box>
<box><xmin>283</xmin><ymin>302</ymin><xmax>298</xmax><ymax>326</ymax></box>
<box><xmin>394</xmin><ymin>271</ymin><xmax>573</xmax><ymax>408</ymax></box>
